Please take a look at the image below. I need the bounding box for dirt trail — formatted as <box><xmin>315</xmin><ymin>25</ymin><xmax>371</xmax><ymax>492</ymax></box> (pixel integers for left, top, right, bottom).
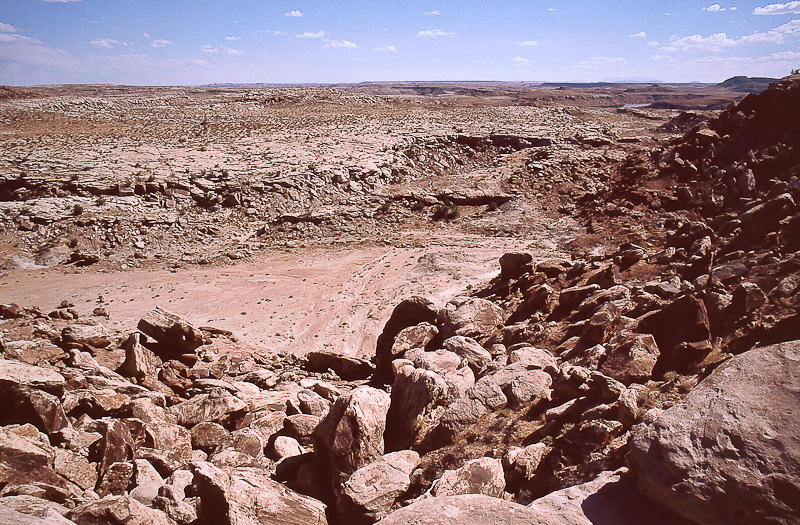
<box><xmin>0</xmin><ymin>235</ymin><xmax>565</xmax><ymax>358</ymax></box>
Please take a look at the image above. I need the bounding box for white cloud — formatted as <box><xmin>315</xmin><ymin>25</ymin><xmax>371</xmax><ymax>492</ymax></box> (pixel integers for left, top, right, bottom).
<box><xmin>548</xmin><ymin>8</ymin><xmax>557</xmax><ymax>11</ymax></box>
<box><xmin>647</xmin><ymin>40</ymin><xmax>660</xmax><ymax>46</ymax></box>
<box><xmin>517</xmin><ymin>40</ymin><xmax>539</xmax><ymax>46</ymax></box>
<box><xmin>424</xmin><ymin>10</ymin><xmax>441</xmax><ymax>15</ymax></box>
<box><xmin>0</xmin><ymin>22</ymin><xmax>17</xmax><ymax>33</ymax></box>
<box><xmin>324</xmin><ymin>39</ymin><xmax>358</xmax><ymax>49</ymax></box>
<box><xmin>767</xmin><ymin>50</ymin><xmax>800</xmax><ymax>58</ymax></box>
<box><xmin>651</xmin><ymin>55</ymin><xmax>677</xmax><ymax>62</ymax></box>
<box><xmin>143</xmin><ymin>32</ymin><xmax>150</xmax><ymax>39</ymax></box>
<box><xmin>416</xmin><ymin>29</ymin><xmax>454</xmax><ymax>38</ymax></box>
<box><xmin>295</xmin><ymin>31</ymin><xmax>325</xmax><ymax>39</ymax></box>
<box><xmin>225</xmin><ymin>36</ymin><xmax>241</xmax><ymax>41</ymax></box>
<box><xmin>150</xmin><ymin>39</ymin><xmax>174</xmax><ymax>48</ymax></box>
<box><xmin>776</xmin><ymin>19</ymin><xmax>800</xmax><ymax>34</ymax></box>
<box><xmin>754</xmin><ymin>1</ymin><xmax>800</xmax><ymax>15</ymax></box>
<box><xmin>664</xmin><ymin>20</ymin><xmax>800</xmax><ymax>52</ymax></box>
<box><xmin>374</xmin><ymin>45</ymin><xmax>397</xmax><ymax>52</ymax></box>
<box><xmin>704</xmin><ymin>4</ymin><xmax>726</xmax><ymax>12</ymax></box>
<box><xmin>261</xmin><ymin>30</ymin><xmax>287</xmax><ymax>36</ymax></box>
<box><xmin>512</xmin><ymin>55</ymin><xmax>531</xmax><ymax>67</ymax></box>
<box><xmin>629</xmin><ymin>31</ymin><xmax>647</xmax><ymax>38</ymax></box>
<box><xmin>201</xmin><ymin>45</ymin><xmax>218</xmax><ymax>53</ymax></box>
<box><xmin>90</xmin><ymin>38</ymin><xmax>126</xmax><ymax>49</ymax></box>
<box><xmin>731</xmin><ymin>6</ymin><xmax>738</xmax><ymax>10</ymax></box>
<box><xmin>221</xmin><ymin>47</ymin><xmax>243</xmax><ymax>55</ymax></box>
<box><xmin>285</xmin><ymin>10</ymin><xmax>303</xmax><ymax>17</ymax></box>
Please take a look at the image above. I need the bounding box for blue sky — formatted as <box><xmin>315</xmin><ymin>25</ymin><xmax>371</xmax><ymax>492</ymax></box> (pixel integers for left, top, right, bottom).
<box><xmin>1</xmin><ymin>1</ymin><xmax>799</xmax><ymax>85</ymax></box>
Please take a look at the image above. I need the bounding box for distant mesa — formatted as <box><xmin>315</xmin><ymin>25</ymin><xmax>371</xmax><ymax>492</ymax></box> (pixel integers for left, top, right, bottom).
<box><xmin>717</xmin><ymin>75</ymin><xmax>777</xmax><ymax>93</ymax></box>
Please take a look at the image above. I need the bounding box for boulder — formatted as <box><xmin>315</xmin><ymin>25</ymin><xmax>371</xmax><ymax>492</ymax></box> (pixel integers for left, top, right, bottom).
<box><xmin>53</xmin><ymin>449</ymin><xmax>97</xmax><ymax>491</ymax></box>
<box><xmin>270</xmin><ymin>436</ymin><xmax>304</xmax><ymax>460</ymax></box>
<box><xmin>283</xmin><ymin>414</ymin><xmax>320</xmax><ymax>445</ymax></box>
<box><xmin>527</xmin><ymin>467</ymin><xmax>696</xmax><ymax>525</ymax></box>
<box><xmin>338</xmin><ymin>450</ymin><xmax>420</xmax><ymax>522</ymax></box>
<box><xmin>0</xmin><ymin>360</ymin><xmax>65</xmax><ymax>396</ymax></box>
<box><xmin>192</xmin><ymin>461</ymin><xmax>327</xmax><ymax>524</ymax></box>
<box><xmin>0</xmin><ymin>426</ymin><xmax>69</xmax><ymax>491</ymax></box>
<box><xmin>630</xmin><ymin>341</ymin><xmax>800</xmax><ymax>525</ymax></box>
<box><xmin>0</xmin><ymin>384</ymin><xmax>68</xmax><ymax>434</ymax></box>
<box><xmin>118</xmin><ymin>333</ymin><xmax>162</xmax><ymax>380</ymax></box>
<box><xmin>137</xmin><ymin>307</ymin><xmax>204</xmax><ymax>354</ymax></box>
<box><xmin>390</xmin><ymin>322</ymin><xmax>438</xmax><ymax>356</ymax></box>
<box><xmin>636</xmin><ymin>295</ymin><xmax>711</xmax><ymax>376</ymax></box>
<box><xmin>0</xmin><ymin>495</ymin><xmax>73</xmax><ymax>524</ymax></box>
<box><xmin>145</xmin><ymin>421</ymin><xmax>192</xmax><ymax>462</ymax></box>
<box><xmin>62</xmin><ymin>323</ymin><xmax>112</xmax><ymax>349</ymax></box>
<box><xmin>68</xmin><ymin>495</ymin><xmax>176</xmax><ymax>524</ymax></box>
<box><xmin>313</xmin><ymin>386</ymin><xmax>391</xmax><ymax>486</ymax></box>
<box><xmin>412</xmin><ymin>349</ymin><xmax>463</xmax><ymax>375</ymax></box>
<box><xmin>499</xmin><ymin>252</ymin><xmax>534</xmax><ymax>279</ymax></box>
<box><xmin>0</xmin><ymin>502</ymin><xmax>73</xmax><ymax>525</ymax></box>
<box><xmin>438</xmin><ymin>297</ymin><xmax>504</xmax><ymax>339</ymax></box>
<box><xmin>429</xmin><ymin>457</ymin><xmax>505</xmax><ymax>498</ymax></box>
<box><xmin>600</xmin><ymin>333</ymin><xmax>660</xmax><ymax>384</ymax></box>
<box><xmin>377</xmin><ymin>494</ymin><xmax>539</xmax><ymax>524</ymax></box>
<box><xmin>190</xmin><ymin>422</ymin><xmax>230</xmax><ymax>453</ymax></box>
<box><xmin>168</xmin><ymin>391</ymin><xmax>247</xmax><ymax>428</ymax></box>
<box><xmin>443</xmin><ymin>336</ymin><xmax>492</xmax><ymax>375</ymax></box>
<box><xmin>304</xmin><ymin>351</ymin><xmax>374</xmax><ymax>380</ymax></box>
<box><xmin>374</xmin><ymin>297</ymin><xmax>439</xmax><ymax>384</ymax></box>
<box><xmin>384</xmin><ymin>365</ymin><xmax>448</xmax><ymax>451</ymax></box>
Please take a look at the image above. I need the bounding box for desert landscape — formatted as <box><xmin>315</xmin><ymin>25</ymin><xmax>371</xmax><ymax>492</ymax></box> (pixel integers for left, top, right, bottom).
<box><xmin>0</xmin><ymin>70</ymin><xmax>799</xmax><ymax>525</ymax></box>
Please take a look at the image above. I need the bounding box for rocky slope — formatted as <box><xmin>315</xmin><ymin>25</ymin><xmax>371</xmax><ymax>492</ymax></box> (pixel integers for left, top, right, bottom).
<box><xmin>0</xmin><ymin>75</ymin><xmax>798</xmax><ymax>524</ymax></box>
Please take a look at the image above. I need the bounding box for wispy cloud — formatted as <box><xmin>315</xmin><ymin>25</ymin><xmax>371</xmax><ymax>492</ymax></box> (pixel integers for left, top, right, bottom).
<box><xmin>664</xmin><ymin>20</ymin><xmax>800</xmax><ymax>52</ymax></box>
<box><xmin>570</xmin><ymin>56</ymin><xmax>628</xmax><ymax>70</ymax></box>
<box><xmin>150</xmin><ymin>39</ymin><xmax>174</xmax><ymax>48</ymax></box>
<box><xmin>424</xmin><ymin>10</ymin><xmax>441</xmax><ymax>15</ymax></box>
<box><xmin>222</xmin><ymin>47</ymin><xmax>243</xmax><ymax>55</ymax></box>
<box><xmin>629</xmin><ymin>31</ymin><xmax>647</xmax><ymax>38</ymax></box>
<box><xmin>260</xmin><ymin>30</ymin><xmax>287</xmax><ymax>36</ymax></box>
<box><xmin>285</xmin><ymin>10</ymin><xmax>303</xmax><ymax>18</ymax></box>
<box><xmin>0</xmin><ymin>22</ymin><xmax>18</xmax><ymax>33</ymax></box>
<box><xmin>513</xmin><ymin>55</ymin><xmax>531</xmax><ymax>67</ymax></box>
<box><xmin>295</xmin><ymin>31</ymin><xmax>325</xmax><ymax>39</ymax></box>
<box><xmin>416</xmin><ymin>29</ymin><xmax>454</xmax><ymax>38</ymax></box>
<box><xmin>647</xmin><ymin>40</ymin><xmax>660</xmax><ymax>46</ymax></box>
<box><xmin>517</xmin><ymin>40</ymin><xmax>539</xmax><ymax>46</ymax></box>
<box><xmin>374</xmin><ymin>45</ymin><xmax>397</xmax><ymax>52</ymax></box>
<box><xmin>704</xmin><ymin>4</ymin><xmax>726</xmax><ymax>11</ymax></box>
<box><xmin>201</xmin><ymin>45</ymin><xmax>218</xmax><ymax>53</ymax></box>
<box><xmin>323</xmin><ymin>39</ymin><xmax>358</xmax><ymax>49</ymax></box>
<box><xmin>754</xmin><ymin>1</ymin><xmax>800</xmax><ymax>15</ymax></box>
<box><xmin>225</xmin><ymin>36</ymin><xmax>241</xmax><ymax>41</ymax></box>
<box><xmin>90</xmin><ymin>38</ymin><xmax>126</xmax><ymax>49</ymax></box>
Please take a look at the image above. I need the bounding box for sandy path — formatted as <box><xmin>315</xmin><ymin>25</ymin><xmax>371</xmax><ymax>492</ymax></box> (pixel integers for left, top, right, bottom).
<box><xmin>0</xmin><ymin>235</ymin><xmax>561</xmax><ymax>358</ymax></box>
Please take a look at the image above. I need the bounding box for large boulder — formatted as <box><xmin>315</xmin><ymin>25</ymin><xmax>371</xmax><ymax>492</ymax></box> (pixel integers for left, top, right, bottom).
<box><xmin>377</xmin><ymin>494</ymin><xmax>540</xmax><ymax>524</ymax></box>
<box><xmin>68</xmin><ymin>495</ymin><xmax>176</xmax><ymax>524</ymax></box>
<box><xmin>192</xmin><ymin>461</ymin><xmax>327</xmax><ymax>525</ymax></box>
<box><xmin>0</xmin><ymin>360</ymin><xmax>65</xmax><ymax>396</ymax></box>
<box><xmin>635</xmin><ymin>295</ymin><xmax>711</xmax><ymax>376</ymax></box>
<box><xmin>443</xmin><ymin>336</ymin><xmax>492</xmax><ymax>375</ymax></box>
<box><xmin>338</xmin><ymin>450</ymin><xmax>420</xmax><ymax>522</ymax></box>
<box><xmin>438</xmin><ymin>297</ymin><xmax>504</xmax><ymax>339</ymax></box>
<box><xmin>0</xmin><ymin>384</ymin><xmax>69</xmax><ymax>435</ymax></box>
<box><xmin>384</xmin><ymin>365</ymin><xmax>448</xmax><ymax>451</ymax></box>
<box><xmin>304</xmin><ymin>351</ymin><xmax>374</xmax><ymax>380</ymax></box>
<box><xmin>629</xmin><ymin>341</ymin><xmax>800</xmax><ymax>525</ymax></box>
<box><xmin>527</xmin><ymin>468</ymin><xmax>696</xmax><ymax>525</ymax></box>
<box><xmin>168</xmin><ymin>391</ymin><xmax>247</xmax><ymax>428</ymax></box>
<box><xmin>62</xmin><ymin>323</ymin><xmax>112</xmax><ymax>349</ymax></box>
<box><xmin>374</xmin><ymin>298</ymin><xmax>439</xmax><ymax>384</ymax></box>
<box><xmin>313</xmin><ymin>386</ymin><xmax>391</xmax><ymax>487</ymax></box>
<box><xmin>137</xmin><ymin>307</ymin><xmax>204</xmax><ymax>354</ymax></box>
<box><xmin>600</xmin><ymin>333</ymin><xmax>660</xmax><ymax>384</ymax></box>
<box><xmin>429</xmin><ymin>457</ymin><xmax>505</xmax><ymax>498</ymax></box>
<box><xmin>118</xmin><ymin>333</ymin><xmax>162</xmax><ymax>380</ymax></box>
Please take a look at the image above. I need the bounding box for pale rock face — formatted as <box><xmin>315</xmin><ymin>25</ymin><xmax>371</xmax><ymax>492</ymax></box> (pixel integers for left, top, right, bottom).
<box><xmin>385</xmin><ymin>365</ymin><xmax>449</xmax><ymax>451</ymax></box>
<box><xmin>377</xmin><ymin>494</ymin><xmax>540</xmax><ymax>524</ymax></box>
<box><xmin>338</xmin><ymin>450</ymin><xmax>420</xmax><ymax>521</ymax></box>
<box><xmin>312</xmin><ymin>386</ymin><xmax>392</xmax><ymax>486</ymax></box>
<box><xmin>438</xmin><ymin>297</ymin><xmax>505</xmax><ymax>339</ymax></box>
<box><xmin>630</xmin><ymin>341</ymin><xmax>800</xmax><ymax>525</ymax></box>
<box><xmin>429</xmin><ymin>457</ymin><xmax>505</xmax><ymax>498</ymax></box>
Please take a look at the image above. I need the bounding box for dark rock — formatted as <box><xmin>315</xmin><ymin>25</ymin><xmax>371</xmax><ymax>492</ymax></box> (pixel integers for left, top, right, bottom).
<box><xmin>68</xmin><ymin>495</ymin><xmax>177</xmax><ymax>524</ymax></box>
<box><xmin>304</xmin><ymin>351</ymin><xmax>374</xmax><ymax>380</ymax></box>
<box><xmin>118</xmin><ymin>333</ymin><xmax>162</xmax><ymax>380</ymax></box>
<box><xmin>137</xmin><ymin>307</ymin><xmax>204</xmax><ymax>355</ymax></box>
<box><xmin>0</xmin><ymin>384</ymin><xmax>69</xmax><ymax>435</ymax></box>
<box><xmin>636</xmin><ymin>295</ymin><xmax>711</xmax><ymax>377</ymax></box>
<box><xmin>190</xmin><ymin>422</ymin><xmax>230</xmax><ymax>453</ymax></box>
<box><xmin>600</xmin><ymin>333</ymin><xmax>660</xmax><ymax>385</ymax></box>
<box><xmin>374</xmin><ymin>297</ymin><xmax>439</xmax><ymax>384</ymax></box>
<box><xmin>499</xmin><ymin>252</ymin><xmax>533</xmax><ymax>279</ymax></box>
